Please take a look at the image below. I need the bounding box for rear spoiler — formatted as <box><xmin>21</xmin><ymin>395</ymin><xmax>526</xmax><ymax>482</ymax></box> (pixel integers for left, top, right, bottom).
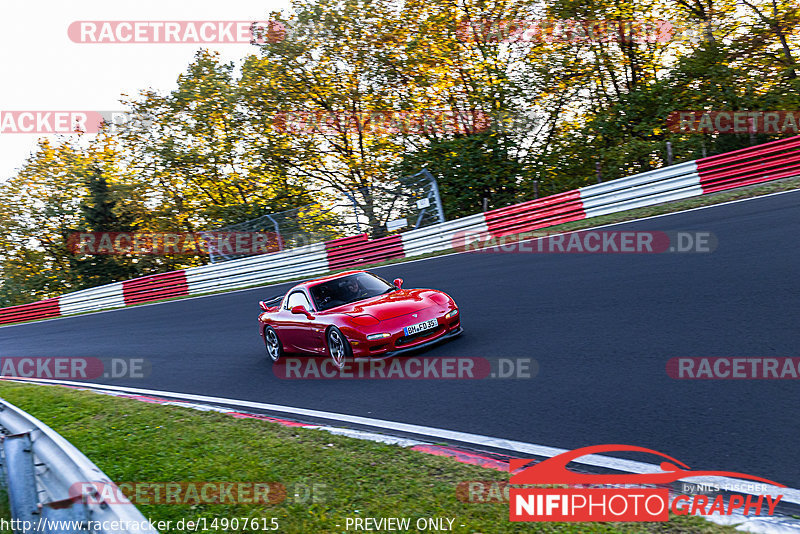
<box><xmin>261</xmin><ymin>294</ymin><xmax>284</xmax><ymax>307</ymax></box>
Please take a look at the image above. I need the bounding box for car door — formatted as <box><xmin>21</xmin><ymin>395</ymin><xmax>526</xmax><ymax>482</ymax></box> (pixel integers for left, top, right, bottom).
<box><xmin>281</xmin><ymin>290</ymin><xmax>324</xmax><ymax>353</ymax></box>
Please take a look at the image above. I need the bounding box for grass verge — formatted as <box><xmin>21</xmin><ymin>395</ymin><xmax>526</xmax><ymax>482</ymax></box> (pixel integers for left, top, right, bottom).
<box><xmin>0</xmin><ymin>382</ymin><xmax>739</xmax><ymax>534</ymax></box>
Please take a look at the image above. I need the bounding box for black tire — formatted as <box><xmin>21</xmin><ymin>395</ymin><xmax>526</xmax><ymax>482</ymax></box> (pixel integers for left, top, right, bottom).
<box><xmin>264</xmin><ymin>326</ymin><xmax>284</xmax><ymax>362</ymax></box>
<box><xmin>326</xmin><ymin>326</ymin><xmax>352</xmax><ymax>369</ymax></box>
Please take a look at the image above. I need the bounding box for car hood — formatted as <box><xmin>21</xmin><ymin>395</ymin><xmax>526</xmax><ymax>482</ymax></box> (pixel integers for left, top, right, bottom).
<box><xmin>334</xmin><ymin>289</ymin><xmax>439</xmax><ymax>321</ymax></box>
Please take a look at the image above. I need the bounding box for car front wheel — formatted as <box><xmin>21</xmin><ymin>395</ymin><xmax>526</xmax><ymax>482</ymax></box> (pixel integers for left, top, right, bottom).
<box><xmin>327</xmin><ymin>326</ymin><xmax>352</xmax><ymax>369</ymax></box>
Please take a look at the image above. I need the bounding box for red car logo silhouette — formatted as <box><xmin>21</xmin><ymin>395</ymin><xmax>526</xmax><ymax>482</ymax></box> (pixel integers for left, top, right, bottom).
<box><xmin>509</xmin><ymin>444</ymin><xmax>785</xmax><ymax>487</ymax></box>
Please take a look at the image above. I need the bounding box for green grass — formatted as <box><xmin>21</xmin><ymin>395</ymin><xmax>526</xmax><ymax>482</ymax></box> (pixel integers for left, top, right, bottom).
<box><xmin>0</xmin><ymin>490</ymin><xmax>10</xmax><ymax>534</ymax></box>
<box><xmin>0</xmin><ymin>382</ymin><xmax>741</xmax><ymax>534</ymax></box>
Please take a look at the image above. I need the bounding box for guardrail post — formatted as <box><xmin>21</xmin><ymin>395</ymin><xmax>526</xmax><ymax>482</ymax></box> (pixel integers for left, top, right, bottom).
<box><xmin>3</xmin><ymin>432</ymin><xmax>41</xmax><ymax>531</ymax></box>
<box><xmin>41</xmin><ymin>498</ymin><xmax>89</xmax><ymax>533</ymax></box>
<box><xmin>666</xmin><ymin>141</ymin><xmax>673</xmax><ymax>166</ymax></box>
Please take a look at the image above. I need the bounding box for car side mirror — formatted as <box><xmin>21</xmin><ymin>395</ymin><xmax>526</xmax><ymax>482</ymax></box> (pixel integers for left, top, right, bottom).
<box><xmin>259</xmin><ymin>301</ymin><xmax>269</xmax><ymax>311</ymax></box>
<box><xmin>393</xmin><ymin>278</ymin><xmax>403</xmax><ymax>289</ymax></box>
<box><xmin>291</xmin><ymin>305</ymin><xmax>313</xmax><ymax>318</ymax></box>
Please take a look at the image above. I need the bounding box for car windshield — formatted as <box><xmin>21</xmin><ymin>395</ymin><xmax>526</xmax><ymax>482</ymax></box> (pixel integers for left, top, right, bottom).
<box><xmin>310</xmin><ymin>272</ymin><xmax>395</xmax><ymax>311</ymax></box>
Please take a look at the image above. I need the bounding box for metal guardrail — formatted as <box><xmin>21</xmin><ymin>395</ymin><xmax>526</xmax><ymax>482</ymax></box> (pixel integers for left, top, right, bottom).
<box><xmin>185</xmin><ymin>242</ymin><xmax>329</xmax><ymax>295</ymax></box>
<box><xmin>699</xmin><ymin>135</ymin><xmax>800</xmax><ymax>193</ymax></box>
<box><xmin>400</xmin><ymin>213</ymin><xmax>489</xmax><ymax>257</ymax></box>
<box><xmin>579</xmin><ymin>161</ymin><xmax>701</xmax><ymax>218</ymax></box>
<box><xmin>0</xmin><ymin>300</ymin><xmax>61</xmax><ymax>326</ymax></box>
<box><xmin>59</xmin><ymin>284</ymin><xmax>126</xmax><ymax>316</ymax></box>
<box><xmin>0</xmin><ymin>397</ymin><xmax>158</xmax><ymax>533</ymax></box>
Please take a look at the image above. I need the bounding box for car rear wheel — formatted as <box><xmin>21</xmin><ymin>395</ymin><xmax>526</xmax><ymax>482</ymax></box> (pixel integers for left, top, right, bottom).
<box><xmin>264</xmin><ymin>326</ymin><xmax>283</xmax><ymax>362</ymax></box>
<box><xmin>327</xmin><ymin>326</ymin><xmax>352</xmax><ymax>369</ymax></box>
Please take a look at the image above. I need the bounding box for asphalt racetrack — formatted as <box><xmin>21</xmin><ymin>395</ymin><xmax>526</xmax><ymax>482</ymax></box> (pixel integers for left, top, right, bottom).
<box><xmin>2</xmin><ymin>191</ymin><xmax>799</xmax><ymax>486</ymax></box>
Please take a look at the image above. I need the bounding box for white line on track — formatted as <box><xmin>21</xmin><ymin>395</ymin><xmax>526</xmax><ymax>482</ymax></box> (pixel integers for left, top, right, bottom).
<box><xmin>6</xmin><ymin>377</ymin><xmax>800</xmax><ymax>507</ymax></box>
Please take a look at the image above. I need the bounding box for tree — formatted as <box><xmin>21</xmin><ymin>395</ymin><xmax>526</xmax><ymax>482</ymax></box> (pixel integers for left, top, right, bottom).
<box><xmin>114</xmin><ymin>49</ymin><xmax>316</xmax><ymax>233</ymax></box>
<box><xmin>395</xmin><ymin>131</ymin><xmax>523</xmax><ymax>217</ymax></box>
<box><xmin>0</xmin><ymin>139</ymin><xmax>87</xmax><ymax>304</ymax></box>
<box><xmin>241</xmin><ymin>0</ymin><xmax>414</xmax><ymax>236</ymax></box>
<box><xmin>72</xmin><ymin>166</ymin><xmax>140</xmax><ymax>288</ymax></box>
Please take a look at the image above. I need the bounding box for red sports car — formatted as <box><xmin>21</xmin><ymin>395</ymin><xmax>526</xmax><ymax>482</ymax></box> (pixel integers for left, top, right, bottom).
<box><xmin>258</xmin><ymin>270</ymin><xmax>461</xmax><ymax>367</ymax></box>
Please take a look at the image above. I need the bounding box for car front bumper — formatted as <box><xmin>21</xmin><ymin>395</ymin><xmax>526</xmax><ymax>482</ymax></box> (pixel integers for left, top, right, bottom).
<box><xmin>381</xmin><ymin>325</ymin><xmax>463</xmax><ymax>357</ymax></box>
<box><xmin>350</xmin><ymin>313</ymin><xmax>462</xmax><ymax>358</ymax></box>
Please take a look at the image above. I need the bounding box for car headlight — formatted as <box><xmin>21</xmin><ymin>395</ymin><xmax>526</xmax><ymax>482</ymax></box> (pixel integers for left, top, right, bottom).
<box><xmin>367</xmin><ymin>333</ymin><xmax>391</xmax><ymax>340</ymax></box>
<box><xmin>444</xmin><ymin>309</ymin><xmax>459</xmax><ymax>319</ymax></box>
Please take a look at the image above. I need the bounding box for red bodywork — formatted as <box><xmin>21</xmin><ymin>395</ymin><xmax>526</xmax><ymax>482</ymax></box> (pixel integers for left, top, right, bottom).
<box><xmin>258</xmin><ymin>270</ymin><xmax>461</xmax><ymax>358</ymax></box>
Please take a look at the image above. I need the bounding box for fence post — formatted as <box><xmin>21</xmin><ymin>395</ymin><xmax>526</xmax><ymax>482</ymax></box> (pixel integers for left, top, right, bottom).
<box><xmin>343</xmin><ymin>190</ymin><xmax>362</xmax><ymax>234</ymax></box>
<box><xmin>265</xmin><ymin>214</ymin><xmax>282</xmax><ymax>251</ymax></box>
<box><xmin>421</xmin><ymin>169</ymin><xmax>446</xmax><ymax>223</ymax></box>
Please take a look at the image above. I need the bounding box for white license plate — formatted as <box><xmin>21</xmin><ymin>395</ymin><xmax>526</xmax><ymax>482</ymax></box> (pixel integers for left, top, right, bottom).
<box><xmin>404</xmin><ymin>318</ymin><xmax>438</xmax><ymax>336</ymax></box>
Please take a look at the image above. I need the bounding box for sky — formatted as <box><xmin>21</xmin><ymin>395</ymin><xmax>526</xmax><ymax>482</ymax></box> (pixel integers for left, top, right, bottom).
<box><xmin>0</xmin><ymin>0</ymin><xmax>289</xmax><ymax>182</ymax></box>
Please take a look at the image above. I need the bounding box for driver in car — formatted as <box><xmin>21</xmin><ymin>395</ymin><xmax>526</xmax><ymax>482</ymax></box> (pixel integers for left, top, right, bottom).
<box><xmin>339</xmin><ymin>277</ymin><xmax>365</xmax><ymax>301</ymax></box>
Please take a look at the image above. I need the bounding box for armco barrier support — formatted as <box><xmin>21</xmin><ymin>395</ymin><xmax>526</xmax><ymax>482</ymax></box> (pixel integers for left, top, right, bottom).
<box><xmin>4</xmin><ymin>433</ymin><xmax>39</xmax><ymax>528</ymax></box>
<box><xmin>0</xmin><ymin>397</ymin><xmax>158</xmax><ymax>534</ymax></box>
<box><xmin>1</xmin><ymin>135</ymin><xmax>798</xmax><ymax>326</ymax></box>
